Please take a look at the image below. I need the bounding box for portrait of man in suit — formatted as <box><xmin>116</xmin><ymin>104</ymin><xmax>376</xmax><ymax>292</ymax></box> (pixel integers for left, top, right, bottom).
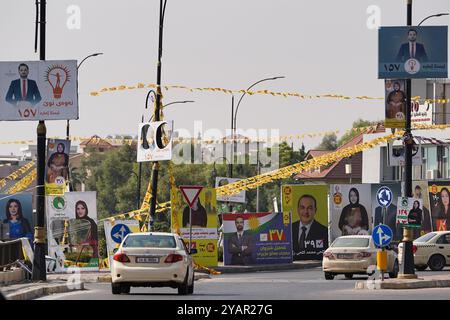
<box><xmin>228</xmin><ymin>216</ymin><xmax>254</xmax><ymax>265</ymax></box>
<box><xmin>292</xmin><ymin>194</ymin><xmax>328</xmax><ymax>260</ymax></box>
<box><xmin>5</xmin><ymin>63</ymin><xmax>42</xmax><ymax>106</ymax></box>
<box><xmin>396</xmin><ymin>28</ymin><xmax>428</xmax><ymax>63</ymax></box>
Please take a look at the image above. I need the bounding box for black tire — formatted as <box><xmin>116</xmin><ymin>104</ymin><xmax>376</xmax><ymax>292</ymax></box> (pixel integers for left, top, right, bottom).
<box><xmin>345</xmin><ymin>273</ymin><xmax>353</xmax><ymax>279</ymax></box>
<box><xmin>178</xmin><ymin>271</ymin><xmax>189</xmax><ymax>295</ymax></box>
<box><xmin>415</xmin><ymin>265</ymin><xmax>428</xmax><ymax>271</ymax></box>
<box><xmin>428</xmin><ymin>255</ymin><xmax>446</xmax><ymax>271</ymax></box>
<box><xmin>111</xmin><ymin>283</ymin><xmax>121</xmax><ymax>295</ymax></box>
<box><xmin>389</xmin><ymin>260</ymin><xmax>399</xmax><ymax>278</ymax></box>
<box><xmin>324</xmin><ymin>272</ymin><xmax>334</xmax><ymax>280</ymax></box>
<box><xmin>188</xmin><ymin>274</ymin><xmax>194</xmax><ymax>294</ymax></box>
<box><xmin>121</xmin><ymin>285</ymin><xmax>130</xmax><ymax>294</ymax></box>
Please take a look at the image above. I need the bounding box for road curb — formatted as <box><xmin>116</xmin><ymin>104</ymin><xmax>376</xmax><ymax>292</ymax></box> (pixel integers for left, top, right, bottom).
<box><xmin>6</xmin><ymin>282</ymin><xmax>85</xmax><ymax>300</ymax></box>
<box><xmin>213</xmin><ymin>262</ymin><xmax>322</xmax><ymax>273</ymax></box>
<box><xmin>355</xmin><ymin>278</ymin><xmax>450</xmax><ymax>290</ymax></box>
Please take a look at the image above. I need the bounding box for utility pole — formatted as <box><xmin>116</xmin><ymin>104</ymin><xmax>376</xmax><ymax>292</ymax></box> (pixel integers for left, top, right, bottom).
<box><xmin>149</xmin><ymin>0</ymin><xmax>167</xmax><ymax>230</ymax></box>
<box><xmin>32</xmin><ymin>0</ymin><xmax>47</xmax><ymax>281</ymax></box>
<box><xmin>398</xmin><ymin>0</ymin><xmax>417</xmax><ymax>279</ymax></box>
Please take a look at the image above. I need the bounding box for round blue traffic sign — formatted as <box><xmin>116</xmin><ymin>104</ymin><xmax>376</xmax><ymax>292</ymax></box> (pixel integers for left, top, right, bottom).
<box><xmin>372</xmin><ymin>224</ymin><xmax>393</xmax><ymax>248</ymax></box>
<box><xmin>111</xmin><ymin>224</ymin><xmax>131</xmax><ymax>244</ymax></box>
<box><xmin>376</xmin><ymin>186</ymin><xmax>393</xmax><ymax>208</ymax></box>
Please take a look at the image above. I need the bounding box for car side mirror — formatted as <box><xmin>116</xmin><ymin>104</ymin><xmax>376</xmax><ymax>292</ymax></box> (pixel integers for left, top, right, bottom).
<box><xmin>189</xmin><ymin>249</ymin><xmax>197</xmax><ymax>255</ymax></box>
<box><xmin>113</xmin><ymin>248</ymin><xmax>118</xmax><ymax>254</ymax></box>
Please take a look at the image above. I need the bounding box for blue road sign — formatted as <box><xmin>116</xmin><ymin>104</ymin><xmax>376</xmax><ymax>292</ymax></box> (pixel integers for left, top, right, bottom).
<box><xmin>111</xmin><ymin>224</ymin><xmax>131</xmax><ymax>244</ymax></box>
<box><xmin>376</xmin><ymin>186</ymin><xmax>393</xmax><ymax>207</ymax></box>
<box><xmin>372</xmin><ymin>224</ymin><xmax>393</xmax><ymax>248</ymax></box>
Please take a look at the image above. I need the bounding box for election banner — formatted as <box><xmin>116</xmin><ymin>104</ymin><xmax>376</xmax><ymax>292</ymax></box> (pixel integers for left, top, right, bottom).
<box><xmin>385</xmin><ymin>79</ymin><xmax>406</xmax><ymax>128</ymax></box>
<box><xmin>412</xmin><ymin>180</ymin><xmax>432</xmax><ymax>236</ymax></box>
<box><xmin>222</xmin><ymin>212</ymin><xmax>292</xmax><ymax>265</ymax></box>
<box><xmin>282</xmin><ymin>185</ymin><xmax>328</xmax><ymax>261</ymax></box>
<box><xmin>396</xmin><ymin>197</ymin><xmax>423</xmax><ymax>229</ymax></box>
<box><xmin>137</xmin><ymin>120</ymin><xmax>173</xmax><ymax>162</ymax></box>
<box><xmin>0</xmin><ymin>60</ymin><xmax>78</xmax><ymax>121</ymax></box>
<box><xmin>46</xmin><ymin>192</ymin><xmax>98</xmax><ymax>271</ymax></box>
<box><xmin>104</xmin><ymin>220</ymin><xmax>140</xmax><ymax>269</ymax></box>
<box><xmin>379</xmin><ymin>26</ymin><xmax>448</xmax><ymax>79</ymax></box>
<box><xmin>387</xmin><ymin>141</ymin><xmax>422</xmax><ymax>166</ymax></box>
<box><xmin>411</xmin><ymin>101</ymin><xmax>433</xmax><ymax>126</ymax></box>
<box><xmin>45</xmin><ymin>139</ymin><xmax>70</xmax><ymax>195</ymax></box>
<box><xmin>0</xmin><ymin>193</ymin><xmax>33</xmax><ymax>242</ymax></box>
<box><xmin>329</xmin><ymin>184</ymin><xmax>372</xmax><ymax>242</ymax></box>
<box><xmin>171</xmin><ymin>188</ymin><xmax>218</xmax><ymax>266</ymax></box>
<box><xmin>215</xmin><ymin>177</ymin><xmax>246</xmax><ymax>203</ymax></box>
<box><xmin>428</xmin><ymin>181</ymin><xmax>450</xmax><ymax>231</ymax></box>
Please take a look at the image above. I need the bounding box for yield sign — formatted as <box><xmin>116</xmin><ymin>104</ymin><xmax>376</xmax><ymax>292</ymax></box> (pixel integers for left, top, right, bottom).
<box><xmin>179</xmin><ymin>185</ymin><xmax>203</xmax><ymax>208</ymax></box>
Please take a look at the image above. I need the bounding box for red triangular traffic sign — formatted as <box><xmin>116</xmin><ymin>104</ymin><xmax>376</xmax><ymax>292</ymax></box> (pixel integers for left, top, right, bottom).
<box><xmin>179</xmin><ymin>185</ymin><xmax>204</xmax><ymax>208</ymax></box>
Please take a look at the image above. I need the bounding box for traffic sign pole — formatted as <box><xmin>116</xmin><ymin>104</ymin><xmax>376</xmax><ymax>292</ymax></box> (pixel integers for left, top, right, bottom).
<box><xmin>189</xmin><ymin>207</ymin><xmax>192</xmax><ymax>254</ymax></box>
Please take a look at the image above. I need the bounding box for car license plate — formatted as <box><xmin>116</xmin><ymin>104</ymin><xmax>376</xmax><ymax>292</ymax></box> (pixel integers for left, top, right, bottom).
<box><xmin>136</xmin><ymin>257</ymin><xmax>159</xmax><ymax>263</ymax></box>
<box><xmin>337</xmin><ymin>253</ymin><xmax>354</xmax><ymax>259</ymax></box>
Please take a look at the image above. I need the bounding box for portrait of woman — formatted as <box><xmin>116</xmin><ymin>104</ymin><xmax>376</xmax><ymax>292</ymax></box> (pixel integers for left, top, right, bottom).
<box><xmin>408</xmin><ymin>200</ymin><xmax>423</xmax><ymax>226</ymax></box>
<box><xmin>338</xmin><ymin>188</ymin><xmax>369</xmax><ymax>235</ymax></box>
<box><xmin>182</xmin><ymin>197</ymin><xmax>207</xmax><ymax>227</ymax></box>
<box><xmin>71</xmin><ymin>200</ymin><xmax>98</xmax><ymax>258</ymax></box>
<box><xmin>432</xmin><ymin>187</ymin><xmax>450</xmax><ymax>231</ymax></box>
<box><xmin>3</xmin><ymin>198</ymin><xmax>32</xmax><ymax>241</ymax></box>
<box><xmin>46</xmin><ymin>142</ymin><xmax>69</xmax><ymax>183</ymax></box>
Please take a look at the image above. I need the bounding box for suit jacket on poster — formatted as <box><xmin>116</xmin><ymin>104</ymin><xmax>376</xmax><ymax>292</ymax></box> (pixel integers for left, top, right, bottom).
<box><xmin>292</xmin><ymin>220</ymin><xmax>328</xmax><ymax>260</ymax></box>
<box><xmin>5</xmin><ymin>79</ymin><xmax>42</xmax><ymax>105</ymax></box>
<box><xmin>228</xmin><ymin>231</ymin><xmax>254</xmax><ymax>265</ymax></box>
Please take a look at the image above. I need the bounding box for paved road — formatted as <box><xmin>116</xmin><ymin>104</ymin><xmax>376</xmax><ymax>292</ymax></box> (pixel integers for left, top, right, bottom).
<box><xmin>38</xmin><ymin>267</ymin><xmax>450</xmax><ymax>300</ymax></box>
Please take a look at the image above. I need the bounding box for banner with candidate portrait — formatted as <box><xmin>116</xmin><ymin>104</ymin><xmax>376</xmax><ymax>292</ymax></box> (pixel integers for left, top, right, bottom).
<box><xmin>329</xmin><ymin>184</ymin><xmax>372</xmax><ymax>242</ymax></box>
<box><xmin>45</xmin><ymin>139</ymin><xmax>70</xmax><ymax>195</ymax></box>
<box><xmin>171</xmin><ymin>188</ymin><xmax>218</xmax><ymax>266</ymax></box>
<box><xmin>379</xmin><ymin>26</ymin><xmax>448</xmax><ymax>79</ymax></box>
<box><xmin>0</xmin><ymin>60</ymin><xmax>78</xmax><ymax>121</ymax></box>
<box><xmin>46</xmin><ymin>192</ymin><xmax>98</xmax><ymax>271</ymax></box>
<box><xmin>384</xmin><ymin>79</ymin><xmax>406</xmax><ymax>128</ymax></box>
<box><xmin>222</xmin><ymin>212</ymin><xmax>292</xmax><ymax>266</ymax></box>
<box><xmin>428</xmin><ymin>181</ymin><xmax>450</xmax><ymax>232</ymax></box>
<box><xmin>137</xmin><ymin>120</ymin><xmax>173</xmax><ymax>162</ymax></box>
<box><xmin>412</xmin><ymin>180</ymin><xmax>432</xmax><ymax>237</ymax></box>
<box><xmin>104</xmin><ymin>219</ymin><xmax>140</xmax><ymax>269</ymax></box>
<box><xmin>215</xmin><ymin>177</ymin><xmax>246</xmax><ymax>203</ymax></box>
<box><xmin>282</xmin><ymin>185</ymin><xmax>328</xmax><ymax>261</ymax></box>
<box><xmin>370</xmin><ymin>183</ymin><xmax>403</xmax><ymax>242</ymax></box>
<box><xmin>0</xmin><ymin>193</ymin><xmax>33</xmax><ymax>242</ymax></box>
<box><xmin>396</xmin><ymin>197</ymin><xmax>423</xmax><ymax>229</ymax></box>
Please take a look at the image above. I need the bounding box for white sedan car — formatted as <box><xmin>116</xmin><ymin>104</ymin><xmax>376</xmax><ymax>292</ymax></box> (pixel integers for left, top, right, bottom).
<box><xmin>322</xmin><ymin>235</ymin><xmax>398</xmax><ymax>280</ymax></box>
<box><xmin>412</xmin><ymin>231</ymin><xmax>450</xmax><ymax>271</ymax></box>
<box><xmin>111</xmin><ymin>232</ymin><xmax>195</xmax><ymax>295</ymax></box>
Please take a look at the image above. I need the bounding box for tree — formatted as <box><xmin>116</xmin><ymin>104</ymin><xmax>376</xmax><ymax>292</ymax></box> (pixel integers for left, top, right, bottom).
<box><xmin>338</xmin><ymin>118</ymin><xmax>379</xmax><ymax>147</ymax></box>
<box><xmin>317</xmin><ymin>133</ymin><xmax>338</xmax><ymax>151</ymax></box>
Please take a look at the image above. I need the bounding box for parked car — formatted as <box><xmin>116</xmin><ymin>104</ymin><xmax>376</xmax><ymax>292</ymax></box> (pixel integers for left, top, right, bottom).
<box><xmin>322</xmin><ymin>235</ymin><xmax>398</xmax><ymax>280</ymax></box>
<box><xmin>411</xmin><ymin>231</ymin><xmax>450</xmax><ymax>271</ymax></box>
<box><xmin>110</xmin><ymin>232</ymin><xmax>195</xmax><ymax>295</ymax></box>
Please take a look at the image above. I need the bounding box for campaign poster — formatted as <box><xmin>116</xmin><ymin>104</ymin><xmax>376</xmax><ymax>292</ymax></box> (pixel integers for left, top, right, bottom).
<box><xmin>0</xmin><ymin>193</ymin><xmax>33</xmax><ymax>242</ymax></box>
<box><xmin>46</xmin><ymin>192</ymin><xmax>98</xmax><ymax>271</ymax></box>
<box><xmin>171</xmin><ymin>188</ymin><xmax>218</xmax><ymax>266</ymax></box>
<box><xmin>329</xmin><ymin>184</ymin><xmax>372</xmax><ymax>242</ymax></box>
<box><xmin>384</xmin><ymin>79</ymin><xmax>406</xmax><ymax>128</ymax></box>
<box><xmin>370</xmin><ymin>183</ymin><xmax>403</xmax><ymax>242</ymax></box>
<box><xmin>428</xmin><ymin>182</ymin><xmax>450</xmax><ymax>231</ymax></box>
<box><xmin>412</xmin><ymin>180</ymin><xmax>433</xmax><ymax>237</ymax></box>
<box><xmin>215</xmin><ymin>177</ymin><xmax>246</xmax><ymax>203</ymax></box>
<box><xmin>0</xmin><ymin>60</ymin><xmax>78</xmax><ymax>121</ymax></box>
<box><xmin>45</xmin><ymin>139</ymin><xmax>70</xmax><ymax>195</ymax></box>
<box><xmin>222</xmin><ymin>212</ymin><xmax>292</xmax><ymax>265</ymax></box>
<box><xmin>104</xmin><ymin>220</ymin><xmax>140</xmax><ymax>269</ymax></box>
<box><xmin>396</xmin><ymin>197</ymin><xmax>423</xmax><ymax>229</ymax></box>
<box><xmin>379</xmin><ymin>26</ymin><xmax>448</xmax><ymax>79</ymax></box>
<box><xmin>411</xmin><ymin>101</ymin><xmax>433</xmax><ymax>126</ymax></box>
<box><xmin>387</xmin><ymin>141</ymin><xmax>422</xmax><ymax>166</ymax></box>
<box><xmin>282</xmin><ymin>185</ymin><xmax>328</xmax><ymax>261</ymax></box>
<box><xmin>137</xmin><ymin>120</ymin><xmax>173</xmax><ymax>162</ymax></box>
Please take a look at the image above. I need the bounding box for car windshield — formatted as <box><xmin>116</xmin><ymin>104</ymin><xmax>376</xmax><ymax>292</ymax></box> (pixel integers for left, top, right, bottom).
<box><xmin>415</xmin><ymin>232</ymin><xmax>437</xmax><ymax>243</ymax></box>
<box><xmin>332</xmin><ymin>237</ymin><xmax>369</xmax><ymax>248</ymax></box>
<box><xmin>122</xmin><ymin>234</ymin><xmax>177</xmax><ymax>248</ymax></box>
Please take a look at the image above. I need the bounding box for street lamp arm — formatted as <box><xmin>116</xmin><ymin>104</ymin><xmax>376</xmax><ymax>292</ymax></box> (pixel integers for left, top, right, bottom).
<box><xmin>418</xmin><ymin>13</ymin><xmax>449</xmax><ymax>26</ymax></box>
<box><xmin>233</xmin><ymin>76</ymin><xmax>285</xmax><ymax>129</ymax></box>
<box><xmin>77</xmin><ymin>53</ymin><xmax>103</xmax><ymax>70</ymax></box>
<box><xmin>148</xmin><ymin>100</ymin><xmax>194</xmax><ymax>121</ymax></box>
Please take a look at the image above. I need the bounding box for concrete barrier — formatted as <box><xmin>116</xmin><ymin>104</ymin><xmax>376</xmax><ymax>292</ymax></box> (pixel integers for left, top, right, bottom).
<box><xmin>0</xmin><ymin>268</ymin><xmax>25</xmax><ymax>285</ymax></box>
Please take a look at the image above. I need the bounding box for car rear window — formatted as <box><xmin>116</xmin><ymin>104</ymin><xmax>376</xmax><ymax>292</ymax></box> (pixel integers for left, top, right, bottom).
<box><xmin>415</xmin><ymin>232</ymin><xmax>437</xmax><ymax>243</ymax></box>
<box><xmin>122</xmin><ymin>234</ymin><xmax>177</xmax><ymax>248</ymax></box>
<box><xmin>332</xmin><ymin>237</ymin><xmax>369</xmax><ymax>248</ymax></box>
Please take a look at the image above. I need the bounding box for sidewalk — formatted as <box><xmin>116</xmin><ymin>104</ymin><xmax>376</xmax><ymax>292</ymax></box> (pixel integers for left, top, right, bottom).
<box><xmin>355</xmin><ymin>274</ymin><xmax>450</xmax><ymax>290</ymax></box>
<box><xmin>212</xmin><ymin>260</ymin><xmax>322</xmax><ymax>273</ymax></box>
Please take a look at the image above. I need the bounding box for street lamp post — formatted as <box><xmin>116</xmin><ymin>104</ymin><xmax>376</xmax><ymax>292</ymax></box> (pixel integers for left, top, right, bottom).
<box><xmin>211</xmin><ymin>157</ymin><xmax>231</xmax><ymax>211</ymax></box>
<box><xmin>417</xmin><ymin>13</ymin><xmax>449</xmax><ymax>26</ymax></box>
<box><xmin>231</xmin><ymin>76</ymin><xmax>285</xmax><ymax>212</ymax></box>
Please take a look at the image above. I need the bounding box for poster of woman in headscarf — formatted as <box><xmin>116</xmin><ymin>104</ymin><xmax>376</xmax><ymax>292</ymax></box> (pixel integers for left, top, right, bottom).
<box><xmin>428</xmin><ymin>182</ymin><xmax>450</xmax><ymax>231</ymax></box>
<box><xmin>0</xmin><ymin>193</ymin><xmax>33</xmax><ymax>243</ymax></box>
<box><xmin>329</xmin><ymin>184</ymin><xmax>371</xmax><ymax>242</ymax></box>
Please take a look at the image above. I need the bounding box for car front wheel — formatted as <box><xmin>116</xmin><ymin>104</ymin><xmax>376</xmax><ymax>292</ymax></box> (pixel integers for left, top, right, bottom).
<box><xmin>324</xmin><ymin>272</ymin><xmax>335</xmax><ymax>280</ymax></box>
<box><xmin>428</xmin><ymin>255</ymin><xmax>446</xmax><ymax>271</ymax></box>
<box><xmin>178</xmin><ymin>270</ymin><xmax>190</xmax><ymax>295</ymax></box>
<box><xmin>111</xmin><ymin>283</ymin><xmax>121</xmax><ymax>295</ymax></box>
<box><xmin>345</xmin><ymin>273</ymin><xmax>353</xmax><ymax>279</ymax></box>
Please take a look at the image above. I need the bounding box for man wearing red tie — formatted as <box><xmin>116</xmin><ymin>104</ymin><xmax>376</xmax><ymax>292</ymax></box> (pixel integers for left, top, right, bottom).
<box><xmin>5</xmin><ymin>63</ymin><xmax>42</xmax><ymax>106</ymax></box>
<box><xmin>396</xmin><ymin>28</ymin><xmax>428</xmax><ymax>63</ymax></box>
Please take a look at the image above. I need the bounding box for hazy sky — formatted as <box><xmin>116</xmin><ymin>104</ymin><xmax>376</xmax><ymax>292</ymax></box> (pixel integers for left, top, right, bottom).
<box><xmin>0</xmin><ymin>0</ymin><xmax>449</xmax><ymax>155</ymax></box>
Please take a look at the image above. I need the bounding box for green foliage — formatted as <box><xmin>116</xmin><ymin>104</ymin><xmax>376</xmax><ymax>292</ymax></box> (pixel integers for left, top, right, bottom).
<box><xmin>65</xmin><ymin>252</ymin><xmax>93</xmax><ymax>263</ymax></box>
<box><xmin>337</xmin><ymin>118</ymin><xmax>379</xmax><ymax>147</ymax></box>
<box><xmin>317</xmin><ymin>133</ymin><xmax>338</xmax><ymax>151</ymax></box>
